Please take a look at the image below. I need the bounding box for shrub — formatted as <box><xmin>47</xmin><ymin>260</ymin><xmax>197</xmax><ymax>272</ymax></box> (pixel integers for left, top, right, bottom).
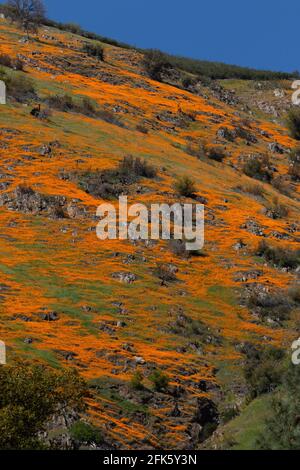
<box><xmin>288</xmin><ymin>284</ymin><xmax>300</xmax><ymax>303</ymax></box>
<box><xmin>256</xmin><ymin>240</ymin><xmax>300</xmax><ymax>269</ymax></box>
<box><xmin>47</xmin><ymin>94</ymin><xmax>75</xmax><ymax>112</ymax></box>
<box><xmin>130</xmin><ymin>371</ymin><xmax>144</xmax><ymax>390</ymax></box>
<box><xmin>47</xmin><ymin>94</ymin><xmax>97</xmax><ymax>117</ymax></box>
<box><xmin>169</xmin><ymin>313</ymin><xmax>221</xmax><ymax>344</ymax></box>
<box><xmin>206</xmin><ymin>146</ymin><xmax>226</xmax><ymax>162</ymax></box>
<box><xmin>185</xmin><ymin>142</ymin><xmax>206</xmax><ymax>159</ymax></box>
<box><xmin>243</xmin><ymin>344</ymin><xmax>284</xmax><ymax>399</ymax></box>
<box><xmin>0</xmin><ymin>69</ymin><xmax>36</xmax><ymax>102</ymax></box>
<box><xmin>288</xmin><ymin>147</ymin><xmax>300</xmax><ymax>181</ymax></box>
<box><xmin>0</xmin><ymin>364</ymin><xmax>86</xmax><ymax>450</ymax></box>
<box><xmin>239</xmin><ymin>183</ymin><xmax>264</xmax><ymax>197</ymax></box>
<box><xmin>271</xmin><ymin>176</ymin><xmax>291</xmax><ymax>196</ymax></box>
<box><xmin>14</xmin><ymin>58</ymin><xmax>24</xmax><ymax>71</ymax></box>
<box><xmin>143</xmin><ymin>49</ymin><xmax>170</xmax><ymax>81</ymax></box>
<box><xmin>182</xmin><ymin>76</ymin><xmax>197</xmax><ymax>89</ymax></box>
<box><xmin>97</xmin><ymin>109</ymin><xmax>125</xmax><ymax>128</ymax></box>
<box><xmin>243</xmin><ymin>155</ymin><xmax>273</xmax><ymax>182</ymax></box>
<box><xmin>0</xmin><ymin>54</ymin><xmax>12</xmax><ymax>67</ymax></box>
<box><xmin>173</xmin><ymin>176</ymin><xmax>197</xmax><ymax>198</ymax></box>
<box><xmin>265</xmin><ymin>197</ymin><xmax>289</xmax><ymax>219</ymax></box>
<box><xmin>63</xmin><ymin>22</ymin><xmax>82</xmax><ymax>34</ymax></box>
<box><xmin>136</xmin><ymin>123</ymin><xmax>148</xmax><ymax>134</ymax></box>
<box><xmin>155</xmin><ymin>263</ymin><xmax>177</xmax><ymax>283</ymax></box>
<box><xmin>256</xmin><ymin>363</ymin><xmax>300</xmax><ymax>449</ymax></box>
<box><xmin>286</xmin><ymin>108</ymin><xmax>300</xmax><ymax>140</ymax></box>
<box><xmin>246</xmin><ymin>289</ymin><xmax>293</xmax><ymax>322</ymax></box>
<box><xmin>118</xmin><ymin>155</ymin><xmax>156</xmax><ymax>179</ymax></box>
<box><xmin>70</xmin><ymin>421</ymin><xmax>102</xmax><ymax>446</ymax></box>
<box><xmin>82</xmin><ymin>42</ymin><xmax>104</xmax><ymax>61</ymax></box>
<box><xmin>0</xmin><ymin>54</ymin><xmax>24</xmax><ymax>71</ymax></box>
<box><xmin>78</xmin><ymin>156</ymin><xmax>156</xmax><ymax>199</ymax></box>
<box><xmin>149</xmin><ymin>369</ymin><xmax>169</xmax><ymax>392</ymax></box>
<box><xmin>80</xmin><ymin>97</ymin><xmax>97</xmax><ymax>116</ymax></box>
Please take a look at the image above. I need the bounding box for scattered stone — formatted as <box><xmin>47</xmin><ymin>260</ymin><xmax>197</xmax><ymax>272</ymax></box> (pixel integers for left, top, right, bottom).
<box><xmin>40</xmin><ymin>311</ymin><xmax>59</xmax><ymax>321</ymax></box>
<box><xmin>268</xmin><ymin>142</ymin><xmax>285</xmax><ymax>154</ymax></box>
<box><xmin>111</xmin><ymin>272</ymin><xmax>137</xmax><ymax>284</ymax></box>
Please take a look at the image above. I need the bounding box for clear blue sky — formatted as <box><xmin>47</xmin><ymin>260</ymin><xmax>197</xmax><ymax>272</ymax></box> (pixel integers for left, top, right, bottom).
<box><xmin>4</xmin><ymin>0</ymin><xmax>300</xmax><ymax>72</ymax></box>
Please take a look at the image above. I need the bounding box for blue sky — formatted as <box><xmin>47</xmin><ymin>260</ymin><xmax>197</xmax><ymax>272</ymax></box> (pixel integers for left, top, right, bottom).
<box><xmin>4</xmin><ymin>0</ymin><xmax>300</xmax><ymax>72</ymax></box>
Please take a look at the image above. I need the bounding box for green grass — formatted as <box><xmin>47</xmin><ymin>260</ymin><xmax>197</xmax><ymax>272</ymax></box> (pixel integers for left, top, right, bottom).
<box><xmin>220</xmin><ymin>394</ymin><xmax>272</xmax><ymax>450</ymax></box>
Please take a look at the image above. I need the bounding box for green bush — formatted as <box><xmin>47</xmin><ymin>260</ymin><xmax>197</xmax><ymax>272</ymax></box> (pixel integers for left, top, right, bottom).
<box><xmin>118</xmin><ymin>155</ymin><xmax>157</xmax><ymax>179</ymax></box>
<box><xmin>288</xmin><ymin>147</ymin><xmax>300</xmax><ymax>180</ymax></box>
<box><xmin>173</xmin><ymin>176</ymin><xmax>197</xmax><ymax>198</ymax></box>
<box><xmin>47</xmin><ymin>94</ymin><xmax>97</xmax><ymax>116</ymax></box>
<box><xmin>256</xmin><ymin>364</ymin><xmax>300</xmax><ymax>449</ymax></box>
<box><xmin>0</xmin><ymin>68</ymin><xmax>36</xmax><ymax>102</ymax></box>
<box><xmin>286</xmin><ymin>108</ymin><xmax>300</xmax><ymax>140</ymax></box>
<box><xmin>256</xmin><ymin>240</ymin><xmax>300</xmax><ymax>269</ymax></box>
<box><xmin>143</xmin><ymin>49</ymin><xmax>170</xmax><ymax>81</ymax></box>
<box><xmin>237</xmin><ymin>183</ymin><xmax>264</xmax><ymax>197</ymax></box>
<box><xmin>82</xmin><ymin>42</ymin><xmax>104</xmax><ymax>61</ymax></box>
<box><xmin>97</xmin><ymin>109</ymin><xmax>125</xmax><ymax>128</ymax></box>
<box><xmin>243</xmin><ymin>344</ymin><xmax>284</xmax><ymax>399</ymax></box>
<box><xmin>149</xmin><ymin>369</ymin><xmax>169</xmax><ymax>392</ymax></box>
<box><xmin>246</xmin><ymin>288</ymin><xmax>293</xmax><ymax>322</ymax></box>
<box><xmin>243</xmin><ymin>155</ymin><xmax>273</xmax><ymax>182</ymax></box>
<box><xmin>78</xmin><ymin>156</ymin><xmax>156</xmax><ymax>200</ymax></box>
<box><xmin>207</xmin><ymin>146</ymin><xmax>226</xmax><ymax>162</ymax></box>
<box><xmin>130</xmin><ymin>371</ymin><xmax>144</xmax><ymax>390</ymax></box>
<box><xmin>70</xmin><ymin>421</ymin><xmax>102</xmax><ymax>446</ymax></box>
<box><xmin>265</xmin><ymin>197</ymin><xmax>289</xmax><ymax>219</ymax></box>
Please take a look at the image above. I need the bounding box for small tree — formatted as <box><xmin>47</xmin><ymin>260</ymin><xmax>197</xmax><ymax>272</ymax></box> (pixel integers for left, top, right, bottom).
<box><xmin>6</xmin><ymin>0</ymin><xmax>46</xmax><ymax>36</ymax></box>
<box><xmin>0</xmin><ymin>364</ymin><xmax>87</xmax><ymax>449</ymax></box>
<box><xmin>149</xmin><ymin>369</ymin><xmax>169</xmax><ymax>392</ymax></box>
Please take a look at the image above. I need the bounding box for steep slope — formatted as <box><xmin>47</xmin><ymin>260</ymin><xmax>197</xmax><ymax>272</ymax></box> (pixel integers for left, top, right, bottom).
<box><xmin>0</xmin><ymin>18</ymin><xmax>299</xmax><ymax>449</ymax></box>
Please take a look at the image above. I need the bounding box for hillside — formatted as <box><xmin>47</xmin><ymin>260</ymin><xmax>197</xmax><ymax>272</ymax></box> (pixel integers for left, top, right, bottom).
<box><xmin>0</xmin><ymin>16</ymin><xmax>299</xmax><ymax>450</ymax></box>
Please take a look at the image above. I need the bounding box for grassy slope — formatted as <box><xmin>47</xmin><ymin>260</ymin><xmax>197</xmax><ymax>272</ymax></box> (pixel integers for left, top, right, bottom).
<box><xmin>0</xmin><ymin>18</ymin><xmax>299</xmax><ymax>449</ymax></box>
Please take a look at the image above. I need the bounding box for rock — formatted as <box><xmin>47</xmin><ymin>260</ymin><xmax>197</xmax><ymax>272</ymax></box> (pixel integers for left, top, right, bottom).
<box><xmin>274</xmin><ymin>89</ymin><xmax>285</xmax><ymax>98</ymax></box>
<box><xmin>24</xmin><ymin>337</ymin><xmax>33</xmax><ymax>344</ymax></box>
<box><xmin>111</xmin><ymin>272</ymin><xmax>137</xmax><ymax>284</ymax></box>
<box><xmin>0</xmin><ymin>186</ymin><xmax>66</xmax><ymax>215</ymax></box>
<box><xmin>240</xmin><ymin>219</ymin><xmax>265</xmax><ymax>237</ymax></box>
<box><xmin>233</xmin><ymin>270</ymin><xmax>263</xmax><ymax>282</ymax></box>
<box><xmin>40</xmin><ymin>311</ymin><xmax>59</xmax><ymax>321</ymax></box>
<box><xmin>134</xmin><ymin>356</ymin><xmax>146</xmax><ymax>365</ymax></box>
<box><xmin>66</xmin><ymin>201</ymin><xmax>86</xmax><ymax>219</ymax></box>
<box><xmin>268</xmin><ymin>142</ymin><xmax>285</xmax><ymax>154</ymax></box>
<box><xmin>55</xmin><ymin>350</ymin><xmax>78</xmax><ymax>361</ymax></box>
<box><xmin>233</xmin><ymin>240</ymin><xmax>247</xmax><ymax>251</ymax></box>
